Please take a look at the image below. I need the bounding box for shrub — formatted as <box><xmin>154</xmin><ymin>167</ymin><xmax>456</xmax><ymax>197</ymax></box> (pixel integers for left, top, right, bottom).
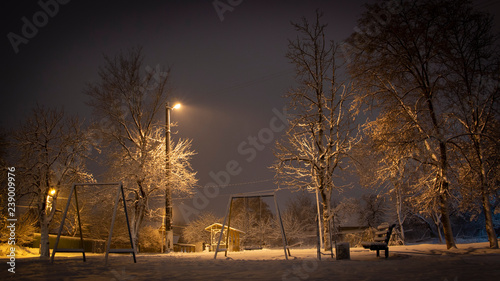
<box><xmin>138</xmin><ymin>226</ymin><xmax>162</xmax><ymax>253</ymax></box>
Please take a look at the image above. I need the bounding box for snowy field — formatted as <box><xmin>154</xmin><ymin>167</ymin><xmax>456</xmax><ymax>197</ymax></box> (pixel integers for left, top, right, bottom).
<box><xmin>2</xmin><ymin>241</ymin><xmax>499</xmax><ymax>280</ymax></box>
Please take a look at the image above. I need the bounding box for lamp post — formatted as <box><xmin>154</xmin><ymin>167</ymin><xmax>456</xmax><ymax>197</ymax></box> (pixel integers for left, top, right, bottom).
<box><xmin>164</xmin><ymin>102</ymin><xmax>180</xmax><ymax>253</ymax></box>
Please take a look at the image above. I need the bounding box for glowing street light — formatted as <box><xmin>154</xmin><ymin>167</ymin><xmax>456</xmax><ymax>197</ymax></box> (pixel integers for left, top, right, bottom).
<box><xmin>164</xmin><ymin>102</ymin><xmax>181</xmax><ymax>252</ymax></box>
<box><xmin>46</xmin><ymin>188</ymin><xmax>57</xmax><ymax>213</ymax></box>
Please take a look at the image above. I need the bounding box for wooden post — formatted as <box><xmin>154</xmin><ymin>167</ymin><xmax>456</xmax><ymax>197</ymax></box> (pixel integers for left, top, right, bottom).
<box><xmin>214</xmin><ymin>196</ymin><xmax>232</xmax><ymax>259</ymax></box>
<box><xmin>105</xmin><ymin>183</ymin><xmax>136</xmax><ymax>265</ymax></box>
<box><xmin>225</xmin><ymin>199</ymin><xmax>234</xmax><ymax>257</ymax></box>
<box><xmin>51</xmin><ymin>184</ymin><xmax>80</xmax><ymax>263</ymax></box>
<box><xmin>274</xmin><ymin>195</ymin><xmax>288</xmax><ymax>260</ymax></box>
<box><xmin>73</xmin><ymin>187</ymin><xmax>86</xmax><ymax>261</ymax></box>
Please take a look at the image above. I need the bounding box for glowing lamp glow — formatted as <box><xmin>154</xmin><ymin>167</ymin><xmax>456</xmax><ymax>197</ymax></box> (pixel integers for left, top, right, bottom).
<box><xmin>49</xmin><ymin>189</ymin><xmax>56</xmax><ymax>196</ymax></box>
<box><xmin>173</xmin><ymin>103</ymin><xmax>181</xmax><ymax>110</ymax></box>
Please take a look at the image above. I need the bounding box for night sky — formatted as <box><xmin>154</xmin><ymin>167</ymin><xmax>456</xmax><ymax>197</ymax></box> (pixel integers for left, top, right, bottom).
<box><xmin>2</xmin><ymin>0</ymin><xmax>499</xmax><ymax>223</ymax></box>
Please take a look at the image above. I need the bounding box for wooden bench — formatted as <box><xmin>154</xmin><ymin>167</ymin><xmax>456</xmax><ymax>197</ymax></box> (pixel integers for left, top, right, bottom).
<box><xmin>361</xmin><ymin>222</ymin><xmax>396</xmax><ymax>258</ymax></box>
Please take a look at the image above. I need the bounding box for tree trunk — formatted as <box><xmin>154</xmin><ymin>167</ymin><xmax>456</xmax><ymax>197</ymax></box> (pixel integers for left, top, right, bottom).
<box><xmin>438</xmin><ymin>140</ymin><xmax>456</xmax><ymax>249</ymax></box>
<box><xmin>477</xmin><ymin>139</ymin><xmax>498</xmax><ymax>249</ymax></box>
<box><xmin>132</xmin><ymin>197</ymin><xmax>146</xmax><ymax>253</ymax></box>
<box><xmin>39</xmin><ymin>213</ymin><xmax>50</xmax><ymax>258</ymax></box>
<box><xmin>395</xmin><ymin>184</ymin><xmax>405</xmax><ymax>244</ymax></box>
<box><xmin>481</xmin><ymin>188</ymin><xmax>498</xmax><ymax>248</ymax></box>
<box><xmin>131</xmin><ymin>216</ymin><xmax>142</xmax><ymax>253</ymax></box>
<box><xmin>439</xmin><ymin>190</ymin><xmax>456</xmax><ymax>249</ymax></box>
<box><xmin>431</xmin><ymin>212</ymin><xmax>443</xmax><ymax>243</ymax></box>
<box><xmin>320</xmin><ymin>189</ymin><xmax>332</xmax><ymax>251</ymax></box>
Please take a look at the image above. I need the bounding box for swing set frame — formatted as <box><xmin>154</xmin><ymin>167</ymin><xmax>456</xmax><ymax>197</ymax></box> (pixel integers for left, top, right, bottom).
<box><xmin>213</xmin><ymin>192</ymin><xmax>290</xmax><ymax>260</ymax></box>
<box><xmin>50</xmin><ymin>182</ymin><xmax>136</xmax><ymax>265</ymax></box>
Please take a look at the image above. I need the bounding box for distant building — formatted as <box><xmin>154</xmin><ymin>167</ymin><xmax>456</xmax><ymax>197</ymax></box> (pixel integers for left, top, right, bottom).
<box><xmin>205</xmin><ymin>223</ymin><xmax>245</xmax><ymax>252</ymax></box>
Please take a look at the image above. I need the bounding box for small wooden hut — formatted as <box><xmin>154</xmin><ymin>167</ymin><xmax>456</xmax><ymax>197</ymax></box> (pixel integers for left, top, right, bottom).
<box><xmin>205</xmin><ymin>223</ymin><xmax>245</xmax><ymax>252</ymax></box>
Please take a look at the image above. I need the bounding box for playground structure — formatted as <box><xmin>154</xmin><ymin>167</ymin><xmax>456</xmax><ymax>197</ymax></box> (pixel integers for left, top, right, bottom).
<box><xmin>213</xmin><ymin>192</ymin><xmax>290</xmax><ymax>260</ymax></box>
<box><xmin>205</xmin><ymin>223</ymin><xmax>245</xmax><ymax>252</ymax></box>
<box><xmin>50</xmin><ymin>182</ymin><xmax>136</xmax><ymax>264</ymax></box>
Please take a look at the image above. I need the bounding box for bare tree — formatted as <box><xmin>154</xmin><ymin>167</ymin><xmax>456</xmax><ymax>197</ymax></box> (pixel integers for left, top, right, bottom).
<box><xmin>439</xmin><ymin>6</ymin><xmax>500</xmax><ymax>248</ymax></box>
<box><xmin>357</xmin><ymin>194</ymin><xmax>388</xmax><ymax>228</ymax></box>
<box><xmin>230</xmin><ymin>197</ymin><xmax>274</xmax><ymax>247</ymax></box>
<box><xmin>355</xmin><ymin>126</ymin><xmax>412</xmax><ymax>243</ymax></box>
<box><xmin>345</xmin><ymin>0</ymin><xmax>473</xmax><ymax>249</ymax></box>
<box><xmin>85</xmin><ymin>47</ymin><xmax>197</xmax><ymax>251</ymax></box>
<box><xmin>274</xmin><ymin>11</ymin><xmax>359</xmax><ymax>250</ymax></box>
<box><xmin>281</xmin><ymin>193</ymin><xmax>316</xmax><ymax>244</ymax></box>
<box><xmin>346</xmin><ymin>0</ymin><xmax>499</xmax><ymax>249</ymax></box>
<box><xmin>12</xmin><ymin>105</ymin><xmax>93</xmax><ymax>257</ymax></box>
<box><xmin>380</xmin><ymin>160</ymin><xmax>408</xmax><ymax>243</ymax></box>
<box><xmin>183</xmin><ymin>212</ymin><xmax>221</xmax><ymax>245</ymax></box>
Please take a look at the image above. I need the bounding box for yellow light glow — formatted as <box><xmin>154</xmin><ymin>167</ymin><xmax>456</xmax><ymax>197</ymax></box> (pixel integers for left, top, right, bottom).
<box><xmin>173</xmin><ymin>103</ymin><xmax>181</xmax><ymax>110</ymax></box>
<box><xmin>49</xmin><ymin>189</ymin><xmax>56</xmax><ymax>196</ymax></box>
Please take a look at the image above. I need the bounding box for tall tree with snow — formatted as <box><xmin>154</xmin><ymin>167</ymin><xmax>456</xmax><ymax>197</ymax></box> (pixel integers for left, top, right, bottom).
<box><xmin>346</xmin><ymin>0</ymin><xmax>459</xmax><ymax>248</ymax></box>
<box><xmin>85</xmin><ymin>47</ymin><xmax>198</xmax><ymax>252</ymax></box>
<box><xmin>12</xmin><ymin>106</ymin><xmax>93</xmax><ymax>257</ymax></box>
<box><xmin>438</xmin><ymin>3</ymin><xmax>500</xmax><ymax>248</ymax></box>
<box><xmin>345</xmin><ymin>0</ymin><xmax>499</xmax><ymax>249</ymax></box>
<box><xmin>274</xmin><ymin>11</ymin><xmax>359</xmax><ymax>250</ymax></box>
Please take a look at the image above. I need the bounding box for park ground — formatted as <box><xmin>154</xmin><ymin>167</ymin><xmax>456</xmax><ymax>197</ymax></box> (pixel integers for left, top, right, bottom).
<box><xmin>1</xmin><ymin>241</ymin><xmax>499</xmax><ymax>280</ymax></box>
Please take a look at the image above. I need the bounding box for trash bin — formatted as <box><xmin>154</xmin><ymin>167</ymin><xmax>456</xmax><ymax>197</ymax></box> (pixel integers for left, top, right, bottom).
<box><xmin>335</xmin><ymin>242</ymin><xmax>350</xmax><ymax>260</ymax></box>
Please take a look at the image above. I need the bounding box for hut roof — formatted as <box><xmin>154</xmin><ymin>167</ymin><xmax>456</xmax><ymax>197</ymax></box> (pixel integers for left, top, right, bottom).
<box><xmin>204</xmin><ymin>223</ymin><xmax>245</xmax><ymax>234</ymax></box>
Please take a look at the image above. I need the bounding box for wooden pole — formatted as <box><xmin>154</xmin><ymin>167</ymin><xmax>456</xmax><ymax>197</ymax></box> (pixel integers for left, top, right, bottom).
<box><xmin>274</xmin><ymin>195</ymin><xmax>288</xmax><ymax>260</ymax></box>
<box><xmin>214</xmin><ymin>196</ymin><xmax>232</xmax><ymax>259</ymax></box>
<box><xmin>51</xmin><ymin>184</ymin><xmax>77</xmax><ymax>263</ymax></box>
<box><xmin>73</xmin><ymin>187</ymin><xmax>86</xmax><ymax>261</ymax></box>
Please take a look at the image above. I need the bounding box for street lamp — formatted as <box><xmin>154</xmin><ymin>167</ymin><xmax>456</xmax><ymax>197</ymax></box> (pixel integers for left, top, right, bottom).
<box><xmin>46</xmin><ymin>188</ymin><xmax>57</xmax><ymax>213</ymax></box>
<box><xmin>164</xmin><ymin>102</ymin><xmax>181</xmax><ymax>253</ymax></box>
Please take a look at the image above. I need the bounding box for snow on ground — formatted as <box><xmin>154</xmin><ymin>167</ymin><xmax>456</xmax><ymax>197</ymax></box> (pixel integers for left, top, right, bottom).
<box><xmin>2</xmin><ymin>242</ymin><xmax>499</xmax><ymax>280</ymax></box>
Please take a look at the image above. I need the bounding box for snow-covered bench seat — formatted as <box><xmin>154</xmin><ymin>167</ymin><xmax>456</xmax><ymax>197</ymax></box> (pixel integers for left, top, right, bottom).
<box><xmin>361</xmin><ymin>222</ymin><xmax>396</xmax><ymax>258</ymax></box>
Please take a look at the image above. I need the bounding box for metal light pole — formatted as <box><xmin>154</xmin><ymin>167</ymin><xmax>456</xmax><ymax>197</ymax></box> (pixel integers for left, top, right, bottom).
<box><xmin>164</xmin><ymin>102</ymin><xmax>180</xmax><ymax>253</ymax></box>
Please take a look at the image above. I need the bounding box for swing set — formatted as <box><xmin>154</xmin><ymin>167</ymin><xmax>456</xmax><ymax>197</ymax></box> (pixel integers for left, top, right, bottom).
<box><xmin>50</xmin><ymin>182</ymin><xmax>136</xmax><ymax>265</ymax></box>
<box><xmin>213</xmin><ymin>191</ymin><xmax>290</xmax><ymax>260</ymax></box>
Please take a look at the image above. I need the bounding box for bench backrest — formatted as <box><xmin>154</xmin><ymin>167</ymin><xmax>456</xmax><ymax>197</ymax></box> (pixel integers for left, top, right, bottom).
<box><xmin>374</xmin><ymin>223</ymin><xmax>397</xmax><ymax>244</ymax></box>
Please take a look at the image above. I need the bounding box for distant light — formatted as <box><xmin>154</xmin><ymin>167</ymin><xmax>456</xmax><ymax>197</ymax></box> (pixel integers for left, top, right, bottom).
<box><xmin>173</xmin><ymin>103</ymin><xmax>181</xmax><ymax>110</ymax></box>
<box><xmin>49</xmin><ymin>189</ymin><xmax>56</xmax><ymax>196</ymax></box>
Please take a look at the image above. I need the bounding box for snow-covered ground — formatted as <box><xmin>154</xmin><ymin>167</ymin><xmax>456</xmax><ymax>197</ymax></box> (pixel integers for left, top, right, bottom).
<box><xmin>2</xmin><ymin>241</ymin><xmax>499</xmax><ymax>280</ymax></box>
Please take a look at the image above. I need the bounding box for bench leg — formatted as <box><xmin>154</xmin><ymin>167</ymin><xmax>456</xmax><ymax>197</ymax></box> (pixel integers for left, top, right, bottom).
<box><xmin>376</xmin><ymin>250</ymin><xmax>379</xmax><ymax>257</ymax></box>
<box><xmin>385</xmin><ymin>248</ymin><xmax>388</xmax><ymax>258</ymax></box>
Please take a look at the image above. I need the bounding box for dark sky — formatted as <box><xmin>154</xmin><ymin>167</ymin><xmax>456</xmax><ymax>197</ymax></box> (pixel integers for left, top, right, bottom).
<box><xmin>2</xmin><ymin>0</ymin><xmax>499</xmax><ymax>223</ymax></box>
